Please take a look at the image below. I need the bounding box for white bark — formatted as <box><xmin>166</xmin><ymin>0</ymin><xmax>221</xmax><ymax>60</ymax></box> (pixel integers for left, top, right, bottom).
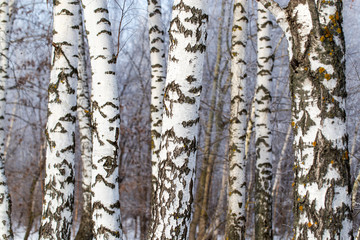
<box><xmin>148</xmin><ymin>0</ymin><xmax>166</xmax><ymax>193</ymax></box>
<box><xmin>82</xmin><ymin>0</ymin><xmax>123</xmax><ymax>238</ymax></box>
<box><xmin>0</xmin><ymin>0</ymin><xmax>12</xmax><ymax>237</ymax></box>
<box><xmin>40</xmin><ymin>0</ymin><xmax>79</xmax><ymax>239</ymax></box>
<box><xmin>226</xmin><ymin>0</ymin><xmax>248</xmax><ymax>239</ymax></box>
<box><xmin>75</xmin><ymin>5</ymin><xmax>93</xmax><ymax>239</ymax></box>
<box><xmin>149</xmin><ymin>1</ymin><xmax>208</xmax><ymax>239</ymax></box>
<box><xmin>258</xmin><ymin>0</ymin><xmax>353</xmax><ymax>238</ymax></box>
<box><xmin>254</xmin><ymin>2</ymin><xmax>273</xmax><ymax>239</ymax></box>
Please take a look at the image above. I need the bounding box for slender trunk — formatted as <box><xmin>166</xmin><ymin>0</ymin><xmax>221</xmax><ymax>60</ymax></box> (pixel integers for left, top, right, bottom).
<box><xmin>4</xmin><ymin>95</ymin><xmax>17</xmax><ymax>157</ymax></box>
<box><xmin>82</xmin><ymin>0</ymin><xmax>123</xmax><ymax>238</ymax></box>
<box><xmin>199</xmin><ymin>72</ymin><xmax>231</xmax><ymax>240</ymax></box>
<box><xmin>197</xmin><ymin>1</ymin><xmax>226</xmax><ymax>238</ymax></box>
<box><xmin>74</xmin><ymin>5</ymin><xmax>93</xmax><ymax>240</ymax></box>
<box><xmin>254</xmin><ymin>2</ymin><xmax>274</xmax><ymax>239</ymax></box>
<box><xmin>0</xmin><ymin>0</ymin><xmax>12</xmax><ymax>238</ymax></box>
<box><xmin>148</xmin><ymin>0</ymin><xmax>166</xmax><ymax>193</ymax></box>
<box><xmin>225</xmin><ymin>0</ymin><xmax>248</xmax><ymax>238</ymax></box>
<box><xmin>24</xmin><ymin>140</ymin><xmax>46</xmax><ymax>240</ymax></box>
<box><xmin>147</xmin><ymin>2</ymin><xmax>167</xmax><ymax>238</ymax></box>
<box><xmin>271</xmin><ymin>124</ymin><xmax>291</xmax><ymax>198</ymax></box>
<box><xmin>149</xmin><ymin>1</ymin><xmax>208</xmax><ymax>239</ymax></box>
<box><xmin>39</xmin><ymin>0</ymin><xmax>79</xmax><ymax>239</ymax></box>
<box><xmin>200</xmin><ymin>160</ymin><xmax>228</xmax><ymax>240</ymax></box>
<box><xmin>244</xmin><ymin>98</ymin><xmax>255</xmax><ymax>233</ymax></box>
<box><xmin>350</xmin><ymin>120</ymin><xmax>360</xmax><ymax>180</ymax></box>
<box><xmin>353</xmin><ymin>121</ymin><xmax>360</xmax><ymax>240</ymax></box>
<box><xmin>258</xmin><ymin>0</ymin><xmax>353</xmax><ymax>238</ymax></box>
<box><xmin>272</xmin><ymin>124</ymin><xmax>291</xmax><ymax>235</ymax></box>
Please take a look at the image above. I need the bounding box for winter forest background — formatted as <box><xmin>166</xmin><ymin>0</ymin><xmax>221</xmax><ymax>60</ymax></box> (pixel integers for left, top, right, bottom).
<box><xmin>1</xmin><ymin>0</ymin><xmax>360</xmax><ymax>239</ymax></box>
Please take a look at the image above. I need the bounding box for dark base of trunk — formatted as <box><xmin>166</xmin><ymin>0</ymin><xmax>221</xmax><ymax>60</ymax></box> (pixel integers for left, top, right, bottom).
<box><xmin>75</xmin><ymin>210</ymin><xmax>93</xmax><ymax>240</ymax></box>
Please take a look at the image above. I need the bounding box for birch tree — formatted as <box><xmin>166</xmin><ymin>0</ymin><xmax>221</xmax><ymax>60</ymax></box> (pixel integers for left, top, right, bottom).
<box><xmin>39</xmin><ymin>0</ymin><xmax>79</xmax><ymax>239</ymax></box>
<box><xmin>149</xmin><ymin>0</ymin><xmax>208</xmax><ymax>239</ymax></box>
<box><xmin>254</xmin><ymin>2</ymin><xmax>273</xmax><ymax>239</ymax></box>
<box><xmin>0</xmin><ymin>0</ymin><xmax>13</xmax><ymax>238</ymax></box>
<box><xmin>258</xmin><ymin>0</ymin><xmax>353</xmax><ymax>238</ymax></box>
<box><xmin>82</xmin><ymin>0</ymin><xmax>123</xmax><ymax>238</ymax></box>
<box><xmin>74</xmin><ymin>6</ymin><xmax>93</xmax><ymax>240</ymax></box>
<box><xmin>148</xmin><ymin>0</ymin><xmax>166</xmax><ymax>194</ymax></box>
<box><xmin>225</xmin><ymin>0</ymin><xmax>248</xmax><ymax>239</ymax></box>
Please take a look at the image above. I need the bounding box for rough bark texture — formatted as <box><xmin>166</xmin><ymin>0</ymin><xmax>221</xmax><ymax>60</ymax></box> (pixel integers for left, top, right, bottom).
<box><xmin>148</xmin><ymin>0</ymin><xmax>167</xmax><ymax>194</ymax></box>
<box><xmin>258</xmin><ymin>0</ymin><xmax>353</xmax><ymax>238</ymax></box>
<box><xmin>82</xmin><ymin>0</ymin><xmax>123</xmax><ymax>239</ymax></box>
<box><xmin>149</xmin><ymin>1</ymin><xmax>208</xmax><ymax>239</ymax></box>
<box><xmin>225</xmin><ymin>0</ymin><xmax>248</xmax><ymax>239</ymax></box>
<box><xmin>0</xmin><ymin>0</ymin><xmax>12</xmax><ymax>238</ymax></box>
<box><xmin>39</xmin><ymin>0</ymin><xmax>79</xmax><ymax>239</ymax></box>
<box><xmin>254</xmin><ymin>2</ymin><xmax>273</xmax><ymax>239</ymax></box>
<box><xmin>75</xmin><ymin>5</ymin><xmax>93</xmax><ymax>240</ymax></box>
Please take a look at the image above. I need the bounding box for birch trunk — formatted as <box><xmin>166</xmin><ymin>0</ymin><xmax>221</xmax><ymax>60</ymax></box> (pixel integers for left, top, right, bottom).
<box><xmin>75</xmin><ymin>5</ymin><xmax>93</xmax><ymax>240</ymax></box>
<box><xmin>0</xmin><ymin>0</ymin><xmax>12</xmax><ymax>238</ymax></box>
<box><xmin>82</xmin><ymin>0</ymin><xmax>123</xmax><ymax>238</ymax></box>
<box><xmin>258</xmin><ymin>0</ymin><xmax>353</xmax><ymax>238</ymax></box>
<box><xmin>245</xmin><ymin>99</ymin><xmax>255</xmax><ymax>233</ymax></box>
<box><xmin>225</xmin><ymin>0</ymin><xmax>248</xmax><ymax>239</ymax></box>
<box><xmin>254</xmin><ymin>3</ymin><xmax>273</xmax><ymax>239</ymax></box>
<box><xmin>39</xmin><ymin>0</ymin><xmax>79</xmax><ymax>239</ymax></box>
<box><xmin>148</xmin><ymin>0</ymin><xmax>166</xmax><ymax>195</ymax></box>
<box><xmin>149</xmin><ymin>1</ymin><xmax>208</xmax><ymax>239</ymax></box>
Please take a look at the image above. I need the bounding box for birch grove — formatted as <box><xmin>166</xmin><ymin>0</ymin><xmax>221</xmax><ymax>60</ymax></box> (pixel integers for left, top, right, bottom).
<box><xmin>39</xmin><ymin>0</ymin><xmax>79</xmax><ymax>238</ymax></box>
<box><xmin>81</xmin><ymin>0</ymin><xmax>123</xmax><ymax>238</ymax></box>
<box><xmin>0</xmin><ymin>0</ymin><xmax>359</xmax><ymax>238</ymax></box>
<box><xmin>149</xmin><ymin>0</ymin><xmax>208</xmax><ymax>239</ymax></box>
<box><xmin>0</xmin><ymin>0</ymin><xmax>12</xmax><ymax>238</ymax></box>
